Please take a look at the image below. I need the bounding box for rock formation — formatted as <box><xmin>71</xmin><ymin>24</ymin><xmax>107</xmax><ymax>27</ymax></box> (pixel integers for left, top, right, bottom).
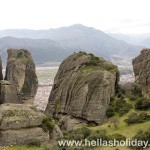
<box><xmin>0</xmin><ymin>103</ymin><xmax>49</xmax><ymax>146</ymax></box>
<box><xmin>46</xmin><ymin>52</ymin><xmax>119</xmax><ymax>124</ymax></box>
<box><xmin>5</xmin><ymin>49</ymin><xmax>38</xmax><ymax>101</ymax></box>
<box><xmin>0</xmin><ymin>56</ymin><xmax>3</xmax><ymax>80</ymax></box>
<box><xmin>0</xmin><ymin>80</ymin><xmax>20</xmax><ymax>104</ymax></box>
<box><xmin>132</xmin><ymin>48</ymin><xmax>150</xmax><ymax>99</ymax></box>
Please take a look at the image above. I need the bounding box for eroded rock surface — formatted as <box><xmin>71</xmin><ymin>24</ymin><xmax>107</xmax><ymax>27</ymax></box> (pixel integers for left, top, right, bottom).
<box><xmin>0</xmin><ymin>80</ymin><xmax>20</xmax><ymax>104</ymax></box>
<box><xmin>0</xmin><ymin>56</ymin><xmax>3</xmax><ymax>80</ymax></box>
<box><xmin>132</xmin><ymin>48</ymin><xmax>150</xmax><ymax>99</ymax></box>
<box><xmin>46</xmin><ymin>52</ymin><xmax>119</xmax><ymax>124</ymax></box>
<box><xmin>0</xmin><ymin>103</ymin><xmax>49</xmax><ymax>146</ymax></box>
<box><xmin>5</xmin><ymin>49</ymin><xmax>38</xmax><ymax>101</ymax></box>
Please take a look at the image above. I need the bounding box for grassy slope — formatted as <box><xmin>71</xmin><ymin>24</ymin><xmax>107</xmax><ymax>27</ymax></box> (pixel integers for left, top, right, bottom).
<box><xmin>90</xmin><ymin>110</ymin><xmax>150</xmax><ymax>139</ymax></box>
<box><xmin>0</xmin><ymin>146</ymin><xmax>42</xmax><ymax>150</ymax></box>
<box><xmin>89</xmin><ymin>99</ymin><xmax>150</xmax><ymax>150</ymax></box>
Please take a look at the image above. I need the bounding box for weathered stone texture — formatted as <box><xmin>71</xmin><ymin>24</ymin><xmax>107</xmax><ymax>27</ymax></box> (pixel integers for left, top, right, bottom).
<box><xmin>0</xmin><ymin>80</ymin><xmax>20</xmax><ymax>104</ymax></box>
<box><xmin>5</xmin><ymin>49</ymin><xmax>38</xmax><ymax>101</ymax></box>
<box><xmin>46</xmin><ymin>52</ymin><xmax>119</xmax><ymax>124</ymax></box>
<box><xmin>0</xmin><ymin>103</ymin><xmax>49</xmax><ymax>146</ymax></box>
<box><xmin>132</xmin><ymin>48</ymin><xmax>150</xmax><ymax>99</ymax></box>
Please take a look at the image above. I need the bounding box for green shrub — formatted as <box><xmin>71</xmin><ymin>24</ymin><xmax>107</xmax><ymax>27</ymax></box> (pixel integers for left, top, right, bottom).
<box><xmin>41</xmin><ymin>116</ymin><xmax>55</xmax><ymax>132</ymax></box>
<box><xmin>78</xmin><ymin>127</ymin><xmax>91</xmax><ymax>139</ymax></box>
<box><xmin>106</xmin><ymin>98</ymin><xmax>132</xmax><ymax>118</ymax></box>
<box><xmin>63</xmin><ymin>127</ymin><xmax>91</xmax><ymax>140</ymax></box>
<box><xmin>79</xmin><ymin>51</ymin><xmax>87</xmax><ymax>55</ymax></box>
<box><xmin>108</xmin><ymin>133</ymin><xmax>126</xmax><ymax>141</ymax></box>
<box><xmin>88</xmin><ymin>129</ymin><xmax>108</xmax><ymax>141</ymax></box>
<box><xmin>115</xmin><ymin>98</ymin><xmax>132</xmax><ymax>116</ymax></box>
<box><xmin>124</xmin><ymin>112</ymin><xmax>150</xmax><ymax>125</ymax></box>
<box><xmin>130</xmin><ymin>129</ymin><xmax>150</xmax><ymax>149</ymax></box>
<box><xmin>63</xmin><ymin>131</ymin><xmax>84</xmax><ymax>140</ymax></box>
<box><xmin>27</xmin><ymin>138</ymin><xmax>41</xmax><ymax>147</ymax></box>
<box><xmin>124</xmin><ymin>112</ymin><xmax>139</xmax><ymax>125</ymax></box>
<box><xmin>84</xmin><ymin>56</ymin><xmax>100</xmax><ymax>66</ymax></box>
<box><xmin>106</xmin><ymin>105</ymin><xmax>115</xmax><ymax>117</ymax></box>
<box><xmin>135</xmin><ymin>98</ymin><xmax>150</xmax><ymax>110</ymax></box>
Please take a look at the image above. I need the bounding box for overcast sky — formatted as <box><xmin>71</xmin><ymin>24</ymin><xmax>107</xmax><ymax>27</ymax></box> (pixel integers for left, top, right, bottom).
<box><xmin>0</xmin><ymin>0</ymin><xmax>150</xmax><ymax>34</ymax></box>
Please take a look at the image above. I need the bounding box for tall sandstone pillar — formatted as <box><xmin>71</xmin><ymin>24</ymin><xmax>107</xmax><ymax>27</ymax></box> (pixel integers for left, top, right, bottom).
<box><xmin>5</xmin><ymin>49</ymin><xmax>38</xmax><ymax>102</ymax></box>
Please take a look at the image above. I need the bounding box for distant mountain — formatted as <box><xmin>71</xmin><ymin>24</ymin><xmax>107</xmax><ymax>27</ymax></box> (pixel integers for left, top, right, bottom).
<box><xmin>0</xmin><ymin>37</ymin><xmax>71</xmax><ymax>64</ymax></box>
<box><xmin>109</xmin><ymin>32</ymin><xmax>150</xmax><ymax>46</ymax></box>
<box><xmin>0</xmin><ymin>24</ymin><xmax>142</xmax><ymax>64</ymax></box>
<box><xmin>108</xmin><ymin>33</ymin><xmax>137</xmax><ymax>45</ymax></box>
<box><xmin>140</xmin><ymin>38</ymin><xmax>150</xmax><ymax>47</ymax></box>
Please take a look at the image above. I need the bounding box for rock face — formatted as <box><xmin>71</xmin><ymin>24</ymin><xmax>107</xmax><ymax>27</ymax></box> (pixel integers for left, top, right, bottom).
<box><xmin>0</xmin><ymin>80</ymin><xmax>20</xmax><ymax>104</ymax></box>
<box><xmin>132</xmin><ymin>48</ymin><xmax>150</xmax><ymax>99</ymax></box>
<box><xmin>0</xmin><ymin>56</ymin><xmax>3</xmax><ymax>80</ymax></box>
<box><xmin>5</xmin><ymin>49</ymin><xmax>38</xmax><ymax>101</ymax></box>
<box><xmin>0</xmin><ymin>103</ymin><xmax>49</xmax><ymax>146</ymax></box>
<box><xmin>46</xmin><ymin>52</ymin><xmax>119</xmax><ymax>124</ymax></box>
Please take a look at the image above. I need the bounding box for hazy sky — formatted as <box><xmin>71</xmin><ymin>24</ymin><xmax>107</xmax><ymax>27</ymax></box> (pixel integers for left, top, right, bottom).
<box><xmin>0</xmin><ymin>0</ymin><xmax>150</xmax><ymax>34</ymax></box>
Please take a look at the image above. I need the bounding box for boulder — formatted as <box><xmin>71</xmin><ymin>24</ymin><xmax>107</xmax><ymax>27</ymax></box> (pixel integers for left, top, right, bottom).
<box><xmin>0</xmin><ymin>103</ymin><xmax>44</xmax><ymax>130</ymax></box>
<box><xmin>45</xmin><ymin>52</ymin><xmax>119</xmax><ymax>124</ymax></box>
<box><xmin>51</xmin><ymin>125</ymin><xmax>63</xmax><ymax>140</ymax></box>
<box><xmin>0</xmin><ymin>80</ymin><xmax>20</xmax><ymax>104</ymax></box>
<box><xmin>0</xmin><ymin>103</ymin><xmax>49</xmax><ymax>146</ymax></box>
<box><xmin>0</xmin><ymin>128</ymin><xmax>49</xmax><ymax>146</ymax></box>
<box><xmin>132</xmin><ymin>48</ymin><xmax>150</xmax><ymax>99</ymax></box>
<box><xmin>58</xmin><ymin>115</ymin><xmax>88</xmax><ymax>132</ymax></box>
<box><xmin>5</xmin><ymin>49</ymin><xmax>38</xmax><ymax>101</ymax></box>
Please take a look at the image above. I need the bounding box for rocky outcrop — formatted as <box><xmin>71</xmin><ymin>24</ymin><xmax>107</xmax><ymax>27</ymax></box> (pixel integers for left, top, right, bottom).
<box><xmin>0</xmin><ymin>80</ymin><xmax>20</xmax><ymax>104</ymax></box>
<box><xmin>5</xmin><ymin>49</ymin><xmax>38</xmax><ymax>101</ymax></box>
<box><xmin>0</xmin><ymin>103</ymin><xmax>49</xmax><ymax>146</ymax></box>
<box><xmin>132</xmin><ymin>48</ymin><xmax>150</xmax><ymax>99</ymax></box>
<box><xmin>45</xmin><ymin>52</ymin><xmax>119</xmax><ymax>124</ymax></box>
<box><xmin>0</xmin><ymin>56</ymin><xmax>3</xmax><ymax>80</ymax></box>
<box><xmin>58</xmin><ymin>115</ymin><xmax>88</xmax><ymax>131</ymax></box>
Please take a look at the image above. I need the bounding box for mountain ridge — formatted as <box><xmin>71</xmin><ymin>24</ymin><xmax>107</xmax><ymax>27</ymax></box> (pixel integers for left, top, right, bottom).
<box><xmin>0</xmin><ymin>24</ymin><xmax>142</xmax><ymax>64</ymax></box>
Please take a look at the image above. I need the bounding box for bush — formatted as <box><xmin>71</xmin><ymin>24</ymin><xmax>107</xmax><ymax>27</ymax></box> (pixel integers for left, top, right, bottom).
<box><xmin>124</xmin><ymin>112</ymin><xmax>139</xmax><ymax>125</ymax></box>
<box><xmin>135</xmin><ymin>98</ymin><xmax>150</xmax><ymax>110</ymax></box>
<box><xmin>129</xmin><ymin>95</ymin><xmax>139</xmax><ymax>101</ymax></box>
<box><xmin>78</xmin><ymin>127</ymin><xmax>91</xmax><ymax>139</ymax></box>
<box><xmin>88</xmin><ymin>129</ymin><xmax>108</xmax><ymax>141</ymax></box>
<box><xmin>79</xmin><ymin>51</ymin><xmax>87</xmax><ymax>55</ymax></box>
<box><xmin>85</xmin><ymin>55</ymin><xmax>100</xmax><ymax>66</ymax></box>
<box><xmin>130</xmin><ymin>129</ymin><xmax>150</xmax><ymax>149</ymax></box>
<box><xmin>106</xmin><ymin>105</ymin><xmax>115</xmax><ymax>118</ymax></box>
<box><xmin>124</xmin><ymin>112</ymin><xmax>150</xmax><ymax>125</ymax></box>
<box><xmin>109</xmin><ymin>133</ymin><xmax>126</xmax><ymax>141</ymax></box>
<box><xmin>41</xmin><ymin>116</ymin><xmax>55</xmax><ymax>132</ymax></box>
<box><xmin>106</xmin><ymin>98</ymin><xmax>132</xmax><ymax>118</ymax></box>
<box><xmin>115</xmin><ymin>98</ymin><xmax>132</xmax><ymax>116</ymax></box>
<box><xmin>27</xmin><ymin>138</ymin><xmax>41</xmax><ymax>147</ymax></box>
<box><xmin>63</xmin><ymin>127</ymin><xmax>91</xmax><ymax>140</ymax></box>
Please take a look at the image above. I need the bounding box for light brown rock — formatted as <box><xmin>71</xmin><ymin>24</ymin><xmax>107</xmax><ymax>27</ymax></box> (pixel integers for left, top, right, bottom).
<box><xmin>0</xmin><ymin>128</ymin><xmax>49</xmax><ymax>146</ymax></box>
<box><xmin>132</xmin><ymin>48</ymin><xmax>150</xmax><ymax>99</ymax></box>
<box><xmin>0</xmin><ymin>103</ymin><xmax>49</xmax><ymax>146</ymax></box>
<box><xmin>0</xmin><ymin>56</ymin><xmax>3</xmax><ymax>80</ymax></box>
<box><xmin>0</xmin><ymin>80</ymin><xmax>20</xmax><ymax>104</ymax></box>
<box><xmin>5</xmin><ymin>49</ymin><xmax>38</xmax><ymax>101</ymax></box>
<box><xmin>46</xmin><ymin>52</ymin><xmax>119</xmax><ymax>124</ymax></box>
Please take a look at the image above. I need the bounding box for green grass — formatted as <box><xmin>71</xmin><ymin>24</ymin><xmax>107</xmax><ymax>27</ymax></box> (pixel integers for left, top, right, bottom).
<box><xmin>0</xmin><ymin>146</ymin><xmax>42</xmax><ymax>150</ymax></box>
<box><xmin>89</xmin><ymin>109</ymin><xmax>150</xmax><ymax>139</ymax></box>
<box><xmin>88</xmin><ymin>108</ymin><xmax>150</xmax><ymax>150</ymax></box>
